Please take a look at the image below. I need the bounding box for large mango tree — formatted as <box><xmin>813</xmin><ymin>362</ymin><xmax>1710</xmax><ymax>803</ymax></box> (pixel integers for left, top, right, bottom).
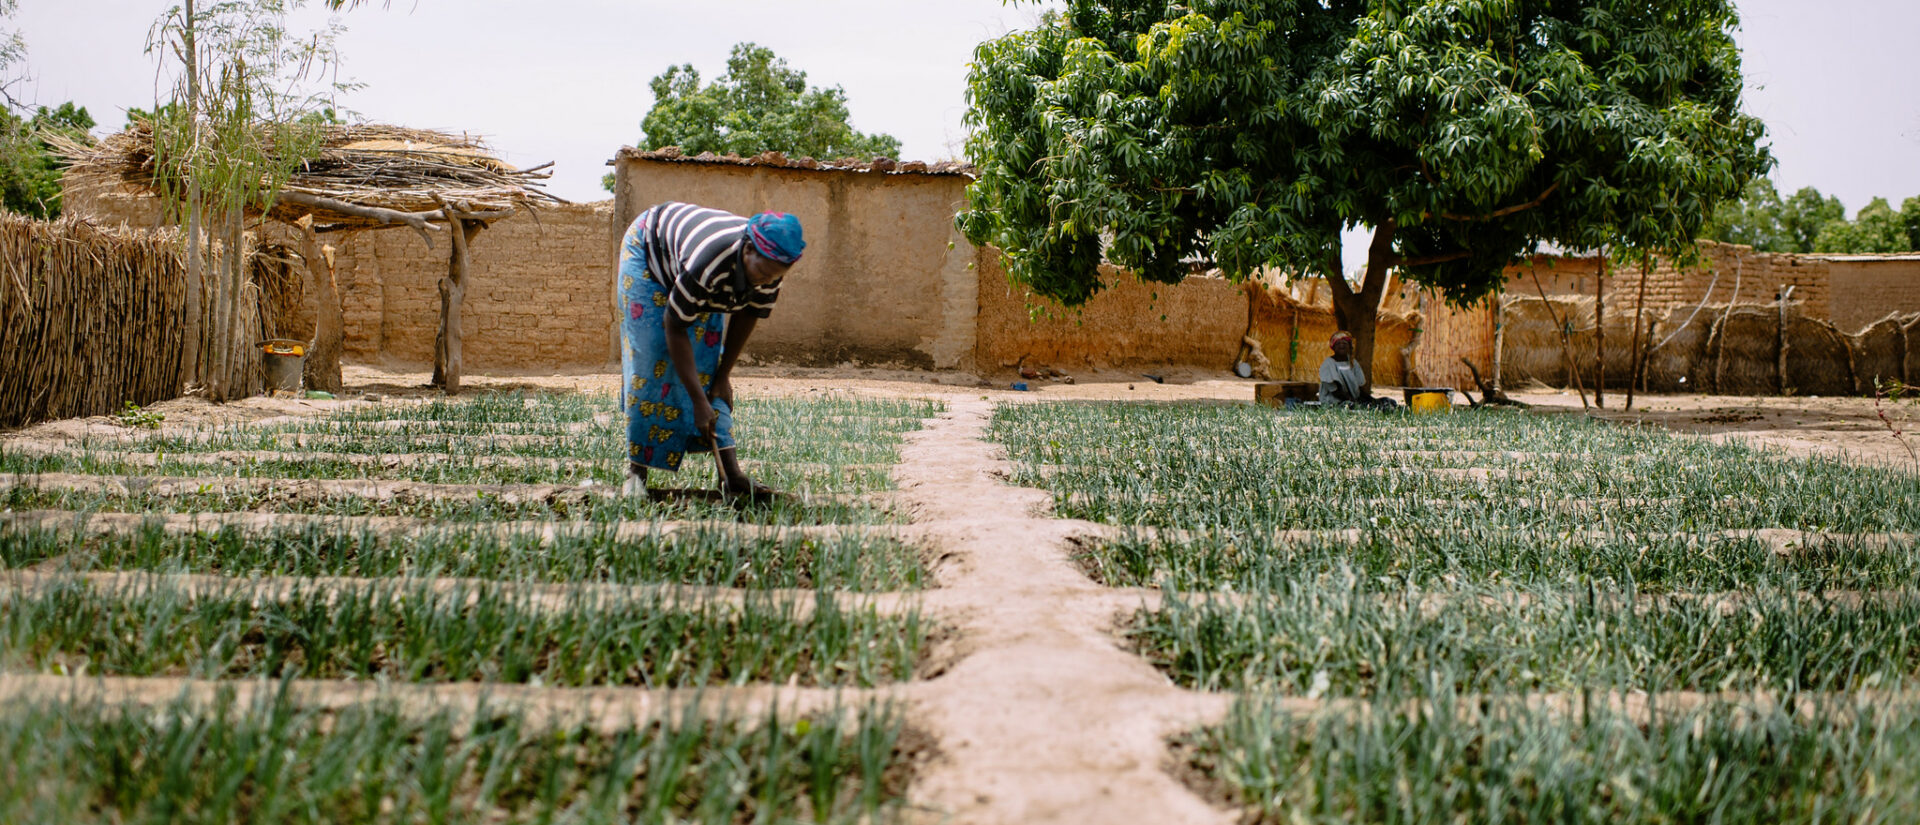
<box><xmin>960</xmin><ymin>0</ymin><xmax>1772</xmax><ymax>380</ymax></box>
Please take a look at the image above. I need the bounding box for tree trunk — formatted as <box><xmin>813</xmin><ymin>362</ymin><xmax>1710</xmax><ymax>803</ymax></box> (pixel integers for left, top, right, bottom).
<box><xmin>295</xmin><ymin>216</ymin><xmax>345</xmax><ymax>394</ymax></box>
<box><xmin>432</xmin><ymin>216</ymin><xmax>484</xmax><ymax>395</ymax></box>
<box><xmin>224</xmin><ymin>212</ymin><xmax>249</xmax><ymax>398</ymax></box>
<box><xmin>177</xmin><ymin>0</ymin><xmax>204</xmax><ymax>394</ymax></box>
<box><xmin>1328</xmin><ymin>222</ymin><xmax>1397</xmax><ymax>394</ymax></box>
<box><xmin>1777</xmin><ymin>285</ymin><xmax>1793</xmax><ymax>394</ymax></box>
<box><xmin>204</xmin><ymin>209</ymin><xmax>237</xmax><ymax>401</ymax></box>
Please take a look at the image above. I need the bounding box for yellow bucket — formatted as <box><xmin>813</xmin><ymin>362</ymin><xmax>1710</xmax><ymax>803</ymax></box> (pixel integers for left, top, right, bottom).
<box><xmin>1410</xmin><ymin>391</ymin><xmax>1452</xmax><ymax>414</ymax></box>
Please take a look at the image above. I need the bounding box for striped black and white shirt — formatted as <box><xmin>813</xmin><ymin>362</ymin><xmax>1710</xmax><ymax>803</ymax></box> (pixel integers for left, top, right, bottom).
<box><xmin>626</xmin><ymin>202</ymin><xmax>783</xmax><ymax>322</ymax></box>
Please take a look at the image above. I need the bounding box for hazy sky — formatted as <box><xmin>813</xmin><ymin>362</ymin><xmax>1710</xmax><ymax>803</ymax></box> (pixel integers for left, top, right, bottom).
<box><xmin>12</xmin><ymin>1</ymin><xmax>1919</xmax><ymax>228</ymax></box>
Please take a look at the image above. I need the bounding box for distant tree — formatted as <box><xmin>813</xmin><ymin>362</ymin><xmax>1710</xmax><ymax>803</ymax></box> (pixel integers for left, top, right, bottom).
<box><xmin>961</xmin><ymin>0</ymin><xmax>1770</xmax><ymax>375</ymax></box>
<box><xmin>1778</xmin><ymin>186</ymin><xmax>1848</xmax><ymax>253</ymax></box>
<box><xmin>1905</xmin><ymin>196</ymin><xmax>1920</xmax><ymax>252</ymax></box>
<box><xmin>637</xmin><ymin>42</ymin><xmax>901</xmax><ymax>168</ymax></box>
<box><xmin>1702</xmin><ymin>178</ymin><xmax>1844</xmax><ymax>253</ymax></box>
<box><xmin>1814</xmin><ymin>197</ymin><xmax>1908</xmax><ymax>254</ymax></box>
<box><xmin>0</xmin><ymin>101</ymin><xmax>95</xmax><ymax>218</ymax></box>
<box><xmin>1702</xmin><ymin>178</ymin><xmax>1785</xmax><ymax>250</ymax></box>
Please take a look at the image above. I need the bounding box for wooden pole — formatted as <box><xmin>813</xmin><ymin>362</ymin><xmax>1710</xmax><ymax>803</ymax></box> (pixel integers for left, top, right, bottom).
<box><xmin>1777</xmin><ymin>284</ymin><xmax>1795</xmax><ymax>395</ymax></box>
<box><xmin>1595</xmin><ymin>252</ymin><xmax>1607</xmax><ymax>409</ymax></box>
<box><xmin>1529</xmin><ymin>266</ymin><xmax>1590</xmax><ymax>410</ymax></box>
<box><xmin>1625</xmin><ymin>256</ymin><xmax>1652</xmax><ymax>412</ymax></box>
<box><xmin>1492</xmin><ymin>295</ymin><xmax>1506</xmax><ymax>393</ymax></box>
<box><xmin>223</xmin><ymin>211</ymin><xmax>248</xmax><ymax>398</ymax></box>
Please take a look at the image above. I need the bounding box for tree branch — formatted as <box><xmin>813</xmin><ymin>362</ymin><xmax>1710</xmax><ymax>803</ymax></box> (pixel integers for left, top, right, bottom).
<box><xmin>1435</xmin><ymin>181</ymin><xmax>1560</xmax><ymax>222</ymax></box>
<box><xmin>1393</xmin><ymin>250</ymin><xmax>1474</xmax><ymax>268</ymax></box>
<box><xmin>274</xmin><ymin>190</ymin><xmax>442</xmax><ymax>249</ymax></box>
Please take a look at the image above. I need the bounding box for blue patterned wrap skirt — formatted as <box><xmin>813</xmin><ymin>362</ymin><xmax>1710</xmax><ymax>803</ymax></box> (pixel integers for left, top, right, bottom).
<box><xmin>618</xmin><ymin>232</ymin><xmax>735</xmax><ymax>473</ymax></box>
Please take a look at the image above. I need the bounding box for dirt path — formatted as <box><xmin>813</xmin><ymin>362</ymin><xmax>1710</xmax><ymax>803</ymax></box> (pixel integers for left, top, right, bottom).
<box><xmin>893</xmin><ymin>397</ymin><xmax>1234</xmax><ymax>825</ymax></box>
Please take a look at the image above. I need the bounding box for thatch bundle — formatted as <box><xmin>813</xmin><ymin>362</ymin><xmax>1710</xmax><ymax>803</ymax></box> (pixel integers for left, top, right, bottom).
<box><xmin>58</xmin><ymin>122</ymin><xmax>564</xmax><ymax>231</ymax></box>
<box><xmin>1852</xmin><ymin>317</ymin><xmax>1909</xmax><ymax>394</ymax></box>
<box><xmin>1501</xmin><ymin>294</ymin><xmax>1661</xmax><ymax>389</ymax></box>
<box><xmin>1</xmin><ymin>215</ymin><xmax>168</xmax><ymax>426</ymax></box>
<box><xmin>1501</xmin><ymin>294</ymin><xmax>1920</xmax><ymax>396</ymax></box>
<box><xmin>251</xmin><ymin>242</ymin><xmax>311</xmax><ymax>343</ymax></box>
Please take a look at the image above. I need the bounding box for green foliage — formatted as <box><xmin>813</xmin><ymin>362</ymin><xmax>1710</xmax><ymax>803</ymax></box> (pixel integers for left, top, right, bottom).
<box><xmin>1814</xmin><ymin>196</ymin><xmax>1910</xmax><ymax>253</ymax></box>
<box><xmin>7</xmin><ymin>521</ymin><xmax>928</xmax><ymax>591</ymax></box>
<box><xmin>111</xmin><ymin>400</ymin><xmax>164</xmax><ymax>430</ymax></box>
<box><xmin>960</xmin><ymin>0</ymin><xmax>1772</xmax><ymax>307</ymax></box>
<box><xmin>0</xmin><ymin>693</ymin><xmax>909</xmax><ymax>824</ymax></box>
<box><xmin>1705</xmin><ymin>180</ymin><xmax>1920</xmax><ymax>254</ymax></box>
<box><xmin>0</xmin><ymin>102</ymin><xmax>94</xmax><ymax>218</ymax></box>
<box><xmin>1199</xmin><ymin>695</ymin><xmax>1920</xmax><ymax>824</ymax></box>
<box><xmin>143</xmin><ymin>1</ymin><xmax>350</xmax><ymax>223</ymax></box>
<box><xmin>640</xmin><ymin>42</ymin><xmax>902</xmax><ymax>161</ymax></box>
<box><xmin>1701</xmin><ymin>177</ymin><xmax>1843</xmax><ymax>253</ymax></box>
<box><xmin>1</xmin><ymin>578</ymin><xmax>923</xmax><ymax>688</ymax></box>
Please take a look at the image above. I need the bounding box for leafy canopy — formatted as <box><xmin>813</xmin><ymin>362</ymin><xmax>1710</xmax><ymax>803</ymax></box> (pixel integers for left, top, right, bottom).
<box><xmin>0</xmin><ymin>2</ymin><xmax>95</xmax><ymax>219</ymax></box>
<box><xmin>959</xmin><ymin>0</ymin><xmax>1772</xmax><ymax>307</ymax></box>
<box><xmin>0</xmin><ymin>102</ymin><xmax>94</xmax><ymax>218</ymax></box>
<box><xmin>1700</xmin><ymin>177</ymin><xmax>1841</xmax><ymax>254</ymax></box>
<box><xmin>1705</xmin><ymin>179</ymin><xmax>1920</xmax><ymax>254</ymax></box>
<box><xmin>640</xmin><ymin>42</ymin><xmax>902</xmax><ymax>162</ymax></box>
<box><xmin>143</xmin><ymin>0</ymin><xmax>354</xmax><ymax>222</ymax></box>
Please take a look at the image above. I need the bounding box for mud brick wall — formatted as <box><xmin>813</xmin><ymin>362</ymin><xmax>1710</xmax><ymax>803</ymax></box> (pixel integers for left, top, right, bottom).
<box><xmin>1504</xmin><ymin>242</ymin><xmax>1833</xmax><ymax>328</ymax></box>
<box><xmin>1827</xmin><ymin>258</ymin><xmax>1920</xmax><ymax>333</ymax></box>
<box><xmin>612</xmin><ymin>153</ymin><xmax>979</xmax><ymax>370</ymax></box>
<box><xmin>321</xmin><ymin>203</ymin><xmax>612</xmax><ymax>368</ymax></box>
<box><xmin>63</xmin><ymin>185</ymin><xmax>613</xmax><ymax>370</ymax></box>
<box><xmin>975</xmin><ymin>257</ymin><xmax>1247</xmax><ymax>372</ymax></box>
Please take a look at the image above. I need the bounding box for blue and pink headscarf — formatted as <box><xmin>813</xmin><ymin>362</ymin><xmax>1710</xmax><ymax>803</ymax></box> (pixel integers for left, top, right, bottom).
<box><xmin>746</xmin><ymin>212</ymin><xmax>806</xmax><ymax>264</ymax></box>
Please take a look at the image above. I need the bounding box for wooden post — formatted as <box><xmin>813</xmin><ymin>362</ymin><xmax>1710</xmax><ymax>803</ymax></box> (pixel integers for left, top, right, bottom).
<box><xmin>1492</xmin><ymin>296</ymin><xmax>1505</xmax><ymax>393</ymax></box>
<box><xmin>1901</xmin><ymin>321</ymin><xmax>1911</xmax><ymax>387</ymax></box>
<box><xmin>433</xmin><ymin>205</ymin><xmax>485</xmax><ymax>395</ymax></box>
<box><xmin>1777</xmin><ymin>284</ymin><xmax>1795</xmax><ymax>395</ymax></box>
<box><xmin>609</xmin><ymin>157</ymin><xmax>632</xmax><ymax>365</ymax></box>
<box><xmin>1529</xmin><ymin>266</ymin><xmax>1590</xmax><ymax>410</ymax></box>
<box><xmin>1595</xmin><ymin>252</ymin><xmax>1607</xmax><ymax>409</ymax></box>
<box><xmin>222</xmin><ymin>211</ymin><xmax>248</xmax><ymax>398</ymax></box>
<box><xmin>293</xmin><ymin>216</ymin><xmax>345</xmax><ymax>394</ymax></box>
<box><xmin>1625</xmin><ymin>257</ymin><xmax>1652</xmax><ymax>412</ymax></box>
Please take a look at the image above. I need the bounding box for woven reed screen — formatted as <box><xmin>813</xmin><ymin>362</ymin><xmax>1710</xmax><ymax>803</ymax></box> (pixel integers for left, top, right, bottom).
<box><xmin>0</xmin><ymin>213</ymin><xmax>267</xmax><ymax>428</ymax></box>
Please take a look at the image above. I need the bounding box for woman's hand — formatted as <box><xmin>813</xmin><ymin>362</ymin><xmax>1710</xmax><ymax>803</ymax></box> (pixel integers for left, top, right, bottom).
<box><xmin>692</xmin><ymin>395</ymin><xmax>718</xmax><ymax>440</ymax></box>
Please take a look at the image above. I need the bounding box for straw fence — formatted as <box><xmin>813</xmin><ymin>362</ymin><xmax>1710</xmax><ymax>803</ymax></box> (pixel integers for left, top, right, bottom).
<box><xmin>1501</xmin><ymin>294</ymin><xmax>1920</xmax><ymax>396</ymax></box>
<box><xmin>0</xmin><ymin>213</ymin><xmax>277</xmax><ymax>429</ymax></box>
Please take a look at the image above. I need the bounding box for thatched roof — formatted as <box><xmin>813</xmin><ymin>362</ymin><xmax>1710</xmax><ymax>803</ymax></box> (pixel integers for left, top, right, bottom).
<box><xmin>59</xmin><ymin>122</ymin><xmax>565</xmax><ymax>232</ymax></box>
